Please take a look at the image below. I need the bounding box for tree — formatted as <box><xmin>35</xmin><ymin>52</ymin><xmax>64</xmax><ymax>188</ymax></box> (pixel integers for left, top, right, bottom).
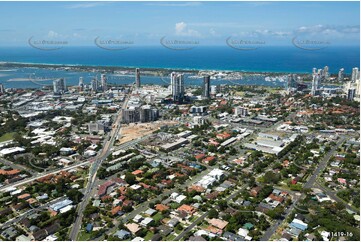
<box><xmin>66</xmin><ymin>189</ymin><xmax>84</xmax><ymax>204</ymax></box>
<box><xmin>218</xmin><ymin>200</ymin><xmax>228</xmax><ymax>211</ymax></box>
<box><xmin>263</xmin><ymin>171</ymin><xmax>281</xmax><ymax>184</ymax></box>
<box><xmin>176</xmin><ymin>223</ymin><xmax>183</xmax><ymax>231</ymax></box>
<box><xmin>266</xmin><ymin>206</ymin><xmax>284</xmax><ymax>219</ymax></box>
<box><xmin>229</xmin><ymin>147</ymin><xmax>237</xmax><ymax>156</ymax></box>
<box><xmin>208</xmin><ymin>209</ymin><xmax>219</xmax><ymax>219</ymax></box>
<box><xmin>125</xmin><ymin>173</ymin><xmax>136</xmax><ymax>185</ymax></box>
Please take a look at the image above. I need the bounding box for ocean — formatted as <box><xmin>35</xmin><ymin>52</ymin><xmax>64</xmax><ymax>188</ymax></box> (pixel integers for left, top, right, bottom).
<box><xmin>0</xmin><ymin>46</ymin><xmax>359</xmax><ymax>89</ymax></box>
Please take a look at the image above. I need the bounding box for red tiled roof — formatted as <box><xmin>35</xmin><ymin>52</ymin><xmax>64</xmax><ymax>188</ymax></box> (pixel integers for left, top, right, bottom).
<box><xmin>132</xmin><ymin>170</ymin><xmax>143</xmax><ymax>175</ymax></box>
<box><xmin>195</xmin><ymin>154</ymin><xmax>205</xmax><ymax>160</ymax></box>
<box><xmin>177</xmin><ymin>204</ymin><xmax>196</xmax><ymax>214</ymax></box>
<box><xmin>111</xmin><ymin>206</ymin><xmax>121</xmax><ymax>215</ymax></box>
<box><xmin>155</xmin><ymin>204</ymin><xmax>169</xmax><ymax>212</ymax></box>
<box><xmin>0</xmin><ymin>169</ymin><xmax>21</xmax><ymax>176</ymax></box>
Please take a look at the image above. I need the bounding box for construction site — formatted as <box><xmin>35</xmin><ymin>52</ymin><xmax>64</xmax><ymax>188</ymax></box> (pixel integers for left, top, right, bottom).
<box><xmin>116</xmin><ymin>120</ymin><xmax>178</xmax><ymax>145</ymax></box>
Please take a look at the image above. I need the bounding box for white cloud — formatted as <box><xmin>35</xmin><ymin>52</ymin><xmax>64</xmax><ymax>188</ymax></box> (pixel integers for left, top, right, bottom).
<box><xmin>209</xmin><ymin>28</ymin><xmax>217</xmax><ymax>36</ymax></box>
<box><xmin>67</xmin><ymin>2</ymin><xmax>109</xmax><ymax>9</ymax></box>
<box><xmin>189</xmin><ymin>22</ymin><xmax>244</xmax><ymax>28</ymax></box>
<box><xmin>296</xmin><ymin>25</ymin><xmax>360</xmax><ymax>35</ymax></box>
<box><xmin>254</xmin><ymin>29</ymin><xmax>291</xmax><ymax>37</ymax></box>
<box><xmin>175</xmin><ymin>22</ymin><xmax>201</xmax><ymax>37</ymax></box>
<box><xmin>247</xmin><ymin>2</ymin><xmax>272</xmax><ymax>7</ymax></box>
<box><xmin>146</xmin><ymin>2</ymin><xmax>201</xmax><ymax>7</ymax></box>
<box><xmin>175</xmin><ymin>22</ymin><xmax>187</xmax><ymax>34</ymax></box>
<box><xmin>47</xmin><ymin>30</ymin><xmax>59</xmax><ymax>38</ymax></box>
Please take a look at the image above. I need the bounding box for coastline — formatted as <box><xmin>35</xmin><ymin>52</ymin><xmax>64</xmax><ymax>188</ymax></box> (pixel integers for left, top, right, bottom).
<box><xmin>0</xmin><ymin>61</ymin><xmax>310</xmax><ymax>76</ymax></box>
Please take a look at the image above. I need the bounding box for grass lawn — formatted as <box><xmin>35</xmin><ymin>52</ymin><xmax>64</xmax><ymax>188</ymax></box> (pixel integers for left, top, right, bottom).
<box><xmin>166</xmin><ymin>234</ymin><xmax>176</xmax><ymax>241</ymax></box>
<box><xmin>169</xmin><ymin>202</ymin><xmax>180</xmax><ymax>209</ymax></box>
<box><xmin>0</xmin><ymin>132</ymin><xmax>15</xmax><ymax>142</ymax></box>
<box><xmin>77</xmin><ymin>231</ymin><xmax>92</xmax><ymax>241</ymax></box>
<box><xmin>152</xmin><ymin>212</ymin><xmax>164</xmax><ymax>223</ymax></box>
<box><xmin>144</xmin><ymin>231</ymin><xmax>154</xmax><ymax>240</ymax></box>
<box><xmin>174</xmin><ymin>225</ymin><xmax>184</xmax><ymax>234</ymax></box>
<box><xmin>235</xmin><ymin>91</ymin><xmax>245</xmax><ymax>96</ymax></box>
<box><xmin>190</xmin><ymin>216</ymin><xmax>198</xmax><ymax>222</ymax></box>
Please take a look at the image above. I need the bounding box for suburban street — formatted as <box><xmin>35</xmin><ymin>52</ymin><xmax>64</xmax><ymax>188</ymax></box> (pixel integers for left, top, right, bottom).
<box><xmin>175</xmin><ymin>185</ymin><xmax>245</xmax><ymax>241</ymax></box>
<box><xmin>261</xmin><ymin>135</ymin><xmax>347</xmax><ymax>240</ymax></box>
<box><xmin>0</xmin><ymin>196</ymin><xmax>68</xmax><ymax>230</ymax></box>
<box><xmin>0</xmin><ymin>157</ymin><xmax>37</xmax><ymax>176</ymax></box>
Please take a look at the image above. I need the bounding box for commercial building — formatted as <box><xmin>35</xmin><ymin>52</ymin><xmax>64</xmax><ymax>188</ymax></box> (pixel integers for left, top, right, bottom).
<box><xmin>53</xmin><ymin>78</ymin><xmax>66</xmax><ymax>94</ymax></box>
<box><xmin>88</xmin><ymin>121</ymin><xmax>108</xmax><ymax>134</ymax></box>
<box><xmin>122</xmin><ymin>107</ymin><xmax>140</xmax><ymax>123</ymax></box>
<box><xmin>160</xmin><ymin>138</ymin><xmax>189</xmax><ymax>151</ymax></box>
<box><xmin>347</xmin><ymin>88</ymin><xmax>356</xmax><ymax>100</ymax></box>
<box><xmin>122</xmin><ymin>105</ymin><xmax>158</xmax><ymax>123</ymax></box>
<box><xmin>344</xmin><ymin>80</ymin><xmax>360</xmax><ymax>101</ymax></box>
<box><xmin>210</xmin><ymin>85</ymin><xmax>218</xmax><ymax>95</ymax></box>
<box><xmin>140</xmin><ymin>105</ymin><xmax>159</xmax><ymax>123</ymax></box>
<box><xmin>49</xmin><ymin>199</ymin><xmax>73</xmax><ymax>212</ymax></box>
<box><xmin>235</xmin><ymin>106</ymin><xmax>248</xmax><ymax>117</ymax></box>
<box><xmin>0</xmin><ymin>147</ymin><xmax>25</xmax><ymax>157</ymax></box>
<box><xmin>190</xmin><ymin>105</ymin><xmax>207</xmax><ymax>115</ymax></box>
<box><xmin>193</xmin><ymin>116</ymin><xmax>205</xmax><ymax>125</ymax></box>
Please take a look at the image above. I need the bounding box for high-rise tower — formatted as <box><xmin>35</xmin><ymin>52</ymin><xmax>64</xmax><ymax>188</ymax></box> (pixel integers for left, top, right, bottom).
<box><xmin>202</xmin><ymin>75</ymin><xmax>211</xmax><ymax>99</ymax></box>
<box><xmin>135</xmin><ymin>68</ymin><xmax>141</xmax><ymax>88</ymax></box>
<box><xmin>171</xmin><ymin>72</ymin><xmax>185</xmax><ymax>103</ymax></box>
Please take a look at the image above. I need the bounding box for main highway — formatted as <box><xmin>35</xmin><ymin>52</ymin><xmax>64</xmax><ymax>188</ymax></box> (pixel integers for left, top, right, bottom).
<box><xmin>69</xmin><ymin>96</ymin><xmax>129</xmax><ymax>240</ymax></box>
<box><xmin>0</xmin><ymin>161</ymin><xmax>91</xmax><ymax>193</ymax></box>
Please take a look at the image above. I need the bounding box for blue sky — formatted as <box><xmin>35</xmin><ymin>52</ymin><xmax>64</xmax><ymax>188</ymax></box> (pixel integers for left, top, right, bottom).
<box><xmin>0</xmin><ymin>1</ymin><xmax>359</xmax><ymax>46</ymax></box>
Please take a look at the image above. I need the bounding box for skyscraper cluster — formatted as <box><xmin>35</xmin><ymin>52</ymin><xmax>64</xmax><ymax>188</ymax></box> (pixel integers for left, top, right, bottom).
<box><xmin>344</xmin><ymin>67</ymin><xmax>360</xmax><ymax>101</ymax></box>
<box><xmin>88</xmin><ymin>74</ymin><xmax>107</xmax><ymax>93</ymax></box>
<box><xmin>171</xmin><ymin>72</ymin><xmax>185</xmax><ymax>103</ymax></box>
<box><xmin>122</xmin><ymin>105</ymin><xmax>159</xmax><ymax>124</ymax></box>
<box><xmin>312</xmin><ymin>66</ymin><xmax>329</xmax><ymax>82</ymax></box>
<box><xmin>310</xmin><ymin>67</ymin><xmax>332</xmax><ymax>96</ymax></box>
